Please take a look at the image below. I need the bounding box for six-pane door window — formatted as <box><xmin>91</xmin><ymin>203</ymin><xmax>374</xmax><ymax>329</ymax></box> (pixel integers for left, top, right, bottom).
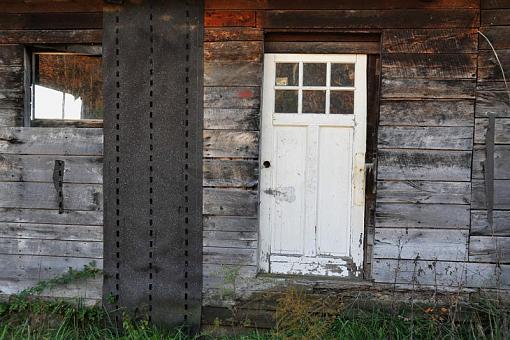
<box><xmin>274</xmin><ymin>61</ymin><xmax>355</xmax><ymax>114</ymax></box>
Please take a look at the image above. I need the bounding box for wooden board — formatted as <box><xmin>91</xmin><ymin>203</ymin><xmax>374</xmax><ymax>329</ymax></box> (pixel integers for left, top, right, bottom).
<box><xmin>378</xmin><ymin>126</ymin><xmax>473</xmax><ymax>150</ymax></box>
<box><xmin>203</xmin><ymin>188</ymin><xmax>258</xmax><ymax>216</ymax></box>
<box><xmin>481</xmin><ymin>9</ymin><xmax>510</xmax><ymax>25</ymax></box>
<box><xmin>0</xmin><ymin>128</ymin><xmax>103</xmax><ymax>155</ymax></box>
<box><xmin>375</xmin><ymin>203</ymin><xmax>471</xmax><ymax>229</ymax></box>
<box><xmin>0</xmin><ymin>67</ymin><xmax>23</xmax><ymax>90</ymax></box>
<box><xmin>260</xmin><ymin>10</ymin><xmax>479</xmax><ymax>29</ymax></box>
<box><xmin>205</xmin><ymin>41</ymin><xmax>262</xmax><ymax>62</ymax></box>
<box><xmin>204</xmin><ymin>62</ymin><xmax>261</xmax><ymax>86</ymax></box>
<box><xmin>0</xmin><ymin>277</ymin><xmax>101</xmax><ymax>300</ymax></box>
<box><xmin>203</xmin><ymin>216</ymin><xmax>257</xmax><ymax>232</ymax></box>
<box><xmin>0</xmin><ymin>45</ymin><xmax>23</xmax><ymax>67</ymax></box>
<box><xmin>478</xmin><ymin>26</ymin><xmax>510</xmax><ymax>49</ymax></box>
<box><xmin>472</xmin><ymin>145</ymin><xmax>510</xmax><ymax>179</ymax></box>
<box><xmin>476</xmin><ymin>80</ymin><xmax>510</xmax><ymax>91</ymax></box>
<box><xmin>471</xmin><ymin>210</ymin><xmax>510</xmax><ymax>236</ymax></box>
<box><xmin>0</xmin><ymin>254</ymin><xmax>102</xmax><ymax>281</ymax></box>
<box><xmin>377</xmin><ymin>181</ymin><xmax>471</xmax><ymax>204</ymax></box>
<box><xmin>204</xmin><ymin>87</ymin><xmax>260</xmax><ymax>108</ymax></box>
<box><xmin>0</xmin><ymin>1</ymin><xmax>102</xmax><ymax>13</ymax></box>
<box><xmin>0</xmin><ymin>237</ymin><xmax>102</xmax><ymax>258</ymax></box>
<box><xmin>0</xmin><ymin>29</ymin><xmax>101</xmax><ymax>44</ymax></box>
<box><xmin>0</xmin><ymin>154</ymin><xmax>102</xmax><ymax>183</ymax></box>
<box><xmin>382</xmin><ymin>29</ymin><xmax>477</xmax><ymax>53</ymax></box>
<box><xmin>203</xmin><ymin>159</ymin><xmax>257</xmax><ymax>187</ymax></box>
<box><xmin>0</xmin><ymin>89</ymin><xmax>23</xmax><ymax>109</ymax></box>
<box><xmin>474</xmin><ymin>118</ymin><xmax>510</xmax><ymax>144</ymax></box>
<box><xmin>478</xmin><ymin>49</ymin><xmax>510</xmax><ymax>81</ymax></box>
<box><xmin>482</xmin><ymin>0</ymin><xmax>510</xmax><ymax>9</ymax></box>
<box><xmin>204</xmin><ymin>108</ymin><xmax>259</xmax><ymax>130</ymax></box>
<box><xmin>377</xmin><ymin>149</ymin><xmax>471</xmax><ymax>181</ymax></box>
<box><xmin>206</xmin><ymin>0</ymin><xmax>480</xmax><ymax>10</ymax></box>
<box><xmin>203</xmin><ymin>130</ymin><xmax>259</xmax><ymax>158</ymax></box>
<box><xmin>0</xmin><ymin>13</ymin><xmax>102</xmax><ymax>30</ymax></box>
<box><xmin>374</xmin><ymin>228</ymin><xmax>468</xmax><ymax>261</ymax></box>
<box><xmin>471</xmin><ymin>179</ymin><xmax>510</xmax><ymax>209</ymax></box>
<box><xmin>0</xmin><ymin>182</ymin><xmax>102</xmax><ymax>211</ymax></box>
<box><xmin>469</xmin><ymin>236</ymin><xmax>510</xmax><ymax>263</ymax></box>
<box><xmin>205</xmin><ymin>10</ymin><xmax>256</xmax><ymax>27</ymax></box>
<box><xmin>203</xmin><ymin>230</ymin><xmax>257</xmax><ymax>248</ymax></box>
<box><xmin>203</xmin><ymin>246</ymin><xmax>257</xmax><ymax>266</ymax></box>
<box><xmin>372</xmin><ymin>259</ymin><xmax>466</xmax><ymax>286</ymax></box>
<box><xmin>381</xmin><ymin>79</ymin><xmax>475</xmax><ymax>99</ymax></box>
<box><xmin>0</xmin><ymin>208</ymin><xmax>102</xmax><ymax>226</ymax></box>
<box><xmin>465</xmin><ymin>262</ymin><xmax>510</xmax><ymax>289</ymax></box>
<box><xmin>380</xmin><ymin>100</ymin><xmax>474</xmax><ymax>126</ymax></box>
<box><xmin>265</xmin><ymin>41</ymin><xmax>380</xmax><ymax>54</ymax></box>
<box><xmin>381</xmin><ymin>54</ymin><xmax>477</xmax><ymax>79</ymax></box>
<box><xmin>204</xmin><ymin>27</ymin><xmax>263</xmax><ymax>41</ymax></box>
<box><xmin>0</xmin><ymin>108</ymin><xmax>22</xmax><ymax>127</ymax></box>
<box><xmin>475</xmin><ymin>91</ymin><xmax>510</xmax><ymax>117</ymax></box>
<box><xmin>0</xmin><ymin>222</ymin><xmax>101</xmax><ymax>241</ymax></box>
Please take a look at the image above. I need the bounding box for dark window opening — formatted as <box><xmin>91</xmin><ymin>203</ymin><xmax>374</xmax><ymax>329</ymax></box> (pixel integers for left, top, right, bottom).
<box><xmin>31</xmin><ymin>48</ymin><xmax>103</xmax><ymax>124</ymax></box>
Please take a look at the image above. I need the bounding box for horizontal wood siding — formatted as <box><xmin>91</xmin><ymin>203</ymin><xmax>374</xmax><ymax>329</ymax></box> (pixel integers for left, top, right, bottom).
<box><xmin>199</xmin><ymin>1</ymin><xmax>510</xmax><ymax>316</ymax></box>
<box><xmin>0</xmin><ymin>127</ymin><xmax>103</xmax><ymax>301</ymax></box>
<box><xmin>202</xmin><ymin>22</ymin><xmax>263</xmax><ymax>303</ymax></box>
<box><xmin>2</xmin><ymin>0</ymin><xmax>510</xmax><ymax>320</ymax></box>
<box><xmin>472</xmin><ymin>1</ymin><xmax>510</xmax><ymax>267</ymax></box>
<box><xmin>374</xmin><ymin>25</ymin><xmax>476</xmax><ymax>287</ymax></box>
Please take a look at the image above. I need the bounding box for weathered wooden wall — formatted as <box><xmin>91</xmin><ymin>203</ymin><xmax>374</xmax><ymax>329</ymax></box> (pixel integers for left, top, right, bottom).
<box><xmin>200</xmin><ymin>1</ymin><xmax>507</xmax><ymax>319</ymax></box>
<box><xmin>0</xmin><ymin>44</ymin><xmax>24</xmax><ymax>126</ymax></box>
<box><xmin>372</xmin><ymin>27</ymin><xmax>478</xmax><ymax>287</ymax></box>
<box><xmin>0</xmin><ymin>1</ymin><xmax>102</xmax><ymax>127</ymax></box>
<box><xmin>0</xmin><ymin>1</ymin><xmax>103</xmax><ymax>302</ymax></box>
<box><xmin>468</xmin><ymin>0</ymin><xmax>510</xmax><ymax>285</ymax></box>
<box><xmin>0</xmin><ymin>0</ymin><xmax>509</xmax><ymax>328</ymax></box>
<box><xmin>202</xmin><ymin>17</ymin><xmax>262</xmax><ymax>310</ymax></box>
<box><xmin>0</xmin><ymin>127</ymin><xmax>102</xmax><ymax>302</ymax></box>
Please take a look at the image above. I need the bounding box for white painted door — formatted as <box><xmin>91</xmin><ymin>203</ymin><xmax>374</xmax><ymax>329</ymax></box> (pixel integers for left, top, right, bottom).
<box><xmin>259</xmin><ymin>54</ymin><xmax>367</xmax><ymax>277</ymax></box>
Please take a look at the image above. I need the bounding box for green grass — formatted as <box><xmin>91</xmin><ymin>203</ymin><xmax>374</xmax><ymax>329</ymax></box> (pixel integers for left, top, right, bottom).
<box><xmin>0</xmin><ymin>264</ymin><xmax>508</xmax><ymax>339</ymax></box>
<box><xmin>1</xmin><ymin>295</ymin><xmax>508</xmax><ymax>340</ymax></box>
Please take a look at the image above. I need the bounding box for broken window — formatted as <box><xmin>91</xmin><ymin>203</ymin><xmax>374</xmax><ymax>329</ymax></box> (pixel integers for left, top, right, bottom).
<box><xmin>31</xmin><ymin>51</ymin><xmax>103</xmax><ymax>121</ymax></box>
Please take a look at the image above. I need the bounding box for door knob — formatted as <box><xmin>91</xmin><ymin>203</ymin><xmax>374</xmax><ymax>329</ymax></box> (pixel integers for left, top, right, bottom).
<box><xmin>263</xmin><ymin>161</ymin><xmax>271</xmax><ymax>168</ymax></box>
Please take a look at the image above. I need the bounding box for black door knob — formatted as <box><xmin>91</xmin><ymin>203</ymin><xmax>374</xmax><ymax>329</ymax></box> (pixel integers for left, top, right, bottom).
<box><xmin>263</xmin><ymin>161</ymin><xmax>271</xmax><ymax>168</ymax></box>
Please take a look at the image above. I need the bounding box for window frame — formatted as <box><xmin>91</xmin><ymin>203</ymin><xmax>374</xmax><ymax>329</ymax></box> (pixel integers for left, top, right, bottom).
<box><xmin>26</xmin><ymin>45</ymin><xmax>103</xmax><ymax>128</ymax></box>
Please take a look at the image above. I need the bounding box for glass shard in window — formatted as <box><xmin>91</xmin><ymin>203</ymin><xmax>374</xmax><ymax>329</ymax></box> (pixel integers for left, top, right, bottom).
<box><xmin>330</xmin><ymin>91</ymin><xmax>354</xmax><ymax>114</ymax></box>
<box><xmin>303</xmin><ymin>63</ymin><xmax>326</xmax><ymax>86</ymax></box>
<box><xmin>302</xmin><ymin>90</ymin><xmax>325</xmax><ymax>114</ymax></box>
<box><xmin>275</xmin><ymin>90</ymin><xmax>298</xmax><ymax>113</ymax></box>
<box><xmin>331</xmin><ymin>63</ymin><xmax>355</xmax><ymax>87</ymax></box>
<box><xmin>33</xmin><ymin>53</ymin><xmax>103</xmax><ymax>120</ymax></box>
<box><xmin>275</xmin><ymin>63</ymin><xmax>299</xmax><ymax>86</ymax></box>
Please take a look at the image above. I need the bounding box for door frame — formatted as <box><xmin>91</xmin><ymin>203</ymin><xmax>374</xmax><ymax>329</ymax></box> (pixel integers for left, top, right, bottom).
<box><xmin>258</xmin><ymin>53</ymin><xmax>367</xmax><ymax>276</ymax></box>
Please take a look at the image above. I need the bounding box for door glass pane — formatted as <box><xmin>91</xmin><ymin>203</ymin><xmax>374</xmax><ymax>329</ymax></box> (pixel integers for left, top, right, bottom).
<box><xmin>275</xmin><ymin>90</ymin><xmax>298</xmax><ymax>113</ymax></box>
<box><xmin>303</xmin><ymin>63</ymin><xmax>326</xmax><ymax>86</ymax></box>
<box><xmin>331</xmin><ymin>63</ymin><xmax>355</xmax><ymax>87</ymax></box>
<box><xmin>275</xmin><ymin>63</ymin><xmax>299</xmax><ymax>86</ymax></box>
<box><xmin>330</xmin><ymin>91</ymin><xmax>354</xmax><ymax>114</ymax></box>
<box><xmin>302</xmin><ymin>90</ymin><xmax>325</xmax><ymax>114</ymax></box>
